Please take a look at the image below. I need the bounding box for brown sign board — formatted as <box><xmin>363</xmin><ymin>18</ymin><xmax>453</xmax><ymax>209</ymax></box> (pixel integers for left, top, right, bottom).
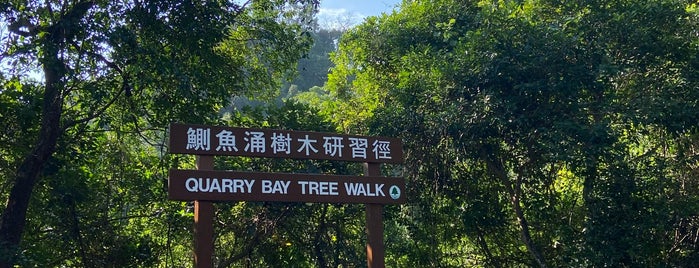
<box><xmin>169</xmin><ymin>169</ymin><xmax>406</xmax><ymax>204</ymax></box>
<box><xmin>169</xmin><ymin>123</ymin><xmax>403</xmax><ymax>163</ymax></box>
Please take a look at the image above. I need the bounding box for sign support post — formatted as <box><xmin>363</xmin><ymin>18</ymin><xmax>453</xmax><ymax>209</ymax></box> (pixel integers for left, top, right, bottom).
<box><xmin>364</xmin><ymin>162</ymin><xmax>385</xmax><ymax>268</ymax></box>
<box><xmin>194</xmin><ymin>156</ymin><xmax>214</xmax><ymax>268</ymax></box>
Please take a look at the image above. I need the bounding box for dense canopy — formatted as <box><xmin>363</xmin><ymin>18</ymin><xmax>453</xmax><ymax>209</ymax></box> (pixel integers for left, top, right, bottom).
<box><xmin>322</xmin><ymin>0</ymin><xmax>699</xmax><ymax>266</ymax></box>
<box><xmin>1</xmin><ymin>0</ymin><xmax>698</xmax><ymax>267</ymax></box>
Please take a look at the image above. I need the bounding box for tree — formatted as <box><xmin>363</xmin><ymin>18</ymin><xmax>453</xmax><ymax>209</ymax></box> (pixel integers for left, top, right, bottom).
<box><xmin>0</xmin><ymin>0</ymin><xmax>318</xmax><ymax>266</ymax></box>
<box><xmin>283</xmin><ymin>28</ymin><xmax>344</xmax><ymax>97</ymax></box>
<box><xmin>325</xmin><ymin>0</ymin><xmax>699</xmax><ymax>266</ymax></box>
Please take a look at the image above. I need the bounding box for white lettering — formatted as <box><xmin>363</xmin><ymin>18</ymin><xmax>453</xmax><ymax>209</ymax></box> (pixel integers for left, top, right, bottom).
<box><xmin>344</xmin><ymin>182</ymin><xmax>366</xmax><ymax>196</ymax></box>
<box><xmin>244</xmin><ymin>131</ymin><xmax>266</xmax><ymax>153</ymax></box>
<box><xmin>298</xmin><ymin>181</ymin><xmax>309</xmax><ymax>194</ymax></box>
<box><xmin>186</xmin><ymin>128</ymin><xmax>211</xmax><ymax>151</ymax></box>
<box><xmin>262</xmin><ymin>180</ymin><xmax>273</xmax><ymax>193</ymax></box>
<box><xmin>323</xmin><ymin>136</ymin><xmax>344</xmax><ymax>157</ymax></box>
<box><xmin>233</xmin><ymin>179</ymin><xmax>245</xmax><ymax>192</ymax></box>
<box><xmin>216</xmin><ymin>130</ymin><xmax>238</xmax><ymax>152</ymax></box>
<box><xmin>308</xmin><ymin>181</ymin><xmax>319</xmax><ymax>194</ymax></box>
<box><xmin>372</xmin><ymin>140</ymin><xmax>392</xmax><ymax>160</ymax></box>
<box><xmin>184</xmin><ymin>178</ymin><xmax>255</xmax><ymax>193</ymax></box>
<box><xmin>244</xmin><ymin>179</ymin><xmax>255</xmax><ymax>193</ymax></box>
<box><xmin>271</xmin><ymin>133</ymin><xmax>292</xmax><ymax>154</ymax></box>
<box><xmin>199</xmin><ymin>178</ymin><xmax>211</xmax><ymax>192</ymax></box>
<box><xmin>186</xmin><ymin>177</ymin><xmax>198</xmax><ymax>192</ymax></box>
<box><xmin>375</xmin><ymin>184</ymin><xmax>385</xmax><ymax>197</ymax></box>
<box><xmin>297</xmin><ymin>135</ymin><xmax>319</xmax><ymax>156</ymax></box>
<box><xmin>325</xmin><ymin>182</ymin><xmax>339</xmax><ymax>195</ymax></box>
<box><xmin>297</xmin><ymin>181</ymin><xmax>339</xmax><ymax>195</ymax></box>
<box><xmin>344</xmin><ymin>183</ymin><xmax>383</xmax><ymax>196</ymax></box>
<box><xmin>278</xmin><ymin>180</ymin><xmax>290</xmax><ymax>194</ymax></box>
<box><xmin>349</xmin><ymin>138</ymin><xmax>368</xmax><ymax>159</ymax></box>
<box><xmin>221</xmin><ymin>179</ymin><xmax>233</xmax><ymax>192</ymax></box>
<box><xmin>210</xmin><ymin>179</ymin><xmax>221</xmax><ymax>192</ymax></box>
<box><xmin>262</xmin><ymin>180</ymin><xmax>290</xmax><ymax>194</ymax></box>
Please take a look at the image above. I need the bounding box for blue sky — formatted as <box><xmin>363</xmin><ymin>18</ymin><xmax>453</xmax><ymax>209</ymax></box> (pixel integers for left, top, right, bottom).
<box><xmin>317</xmin><ymin>0</ymin><xmax>403</xmax><ymax>28</ymax></box>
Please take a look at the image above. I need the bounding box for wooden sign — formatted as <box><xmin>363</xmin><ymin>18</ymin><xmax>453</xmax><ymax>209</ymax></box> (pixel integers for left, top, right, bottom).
<box><xmin>169</xmin><ymin>123</ymin><xmax>403</xmax><ymax>163</ymax></box>
<box><xmin>169</xmin><ymin>169</ymin><xmax>405</xmax><ymax>204</ymax></box>
<box><xmin>167</xmin><ymin>123</ymin><xmax>404</xmax><ymax>268</ymax></box>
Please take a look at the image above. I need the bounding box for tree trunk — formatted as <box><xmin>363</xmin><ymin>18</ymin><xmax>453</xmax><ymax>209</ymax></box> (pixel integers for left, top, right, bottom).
<box><xmin>0</xmin><ymin>35</ymin><xmax>65</xmax><ymax>268</ymax></box>
<box><xmin>0</xmin><ymin>3</ymin><xmax>97</xmax><ymax>266</ymax></box>
<box><xmin>484</xmin><ymin>156</ymin><xmax>547</xmax><ymax>268</ymax></box>
<box><xmin>509</xmin><ymin>178</ymin><xmax>547</xmax><ymax>268</ymax></box>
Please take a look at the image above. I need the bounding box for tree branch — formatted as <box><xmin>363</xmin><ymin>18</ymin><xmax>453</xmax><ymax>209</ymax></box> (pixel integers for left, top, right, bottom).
<box><xmin>62</xmin><ymin>40</ymin><xmax>130</xmax><ymax>130</ymax></box>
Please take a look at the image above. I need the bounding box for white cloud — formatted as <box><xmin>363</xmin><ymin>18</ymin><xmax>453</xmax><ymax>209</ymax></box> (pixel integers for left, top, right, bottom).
<box><xmin>316</xmin><ymin>8</ymin><xmax>364</xmax><ymax>30</ymax></box>
<box><xmin>318</xmin><ymin>7</ymin><xmax>349</xmax><ymax>17</ymax></box>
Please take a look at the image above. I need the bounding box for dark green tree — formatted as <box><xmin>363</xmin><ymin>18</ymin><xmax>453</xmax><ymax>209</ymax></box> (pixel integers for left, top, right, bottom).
<box><xmin>283</xmin><ymin>29</ymin><xmax>344</xmax><ymax>98</ymax></box>
<box><xmin>325</xmin><ymin>0</ymin><xmax>699</xmax><ymax>266</ymax></box>
<box><xmin>0</xmin><ymin>0</ymin><xmax>318</xmax><ymax>266</ymax></box>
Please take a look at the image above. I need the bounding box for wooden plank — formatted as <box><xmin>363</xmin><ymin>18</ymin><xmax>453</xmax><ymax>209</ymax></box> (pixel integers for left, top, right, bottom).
<box><xmin>168</xmin><ymin>169</ymin><xmax>405</xmax><ymax>204</ymax></box>
<box><xmin>169</xmin><ymin>123</ymin><xmax>403</xmax><ymax>163</ymax></box>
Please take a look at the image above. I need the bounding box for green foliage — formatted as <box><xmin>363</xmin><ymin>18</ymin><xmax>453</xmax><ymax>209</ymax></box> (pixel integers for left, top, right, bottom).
<box><xmin>0</xmin><ymin>79</ymin><xmax>41</xmax><ymax>182</ymax></box>
<box><xmin>324</xmin><ymin>0</ymin><xmax>699</xmax><ymax>266</ymax></box>
<box><xmin>23</xmin><ymin>129</ymin><xmax>164</xmax><ymax>266</ymax></box>
<box><xmin>3</xmin><ymin>0</ymin><xmax>699</xmax><ymax>266</ymax></box>
<box><xmin>0</xmin><ymin>0</ymin><xmax>321</xmax><ymax>266</ymax></box>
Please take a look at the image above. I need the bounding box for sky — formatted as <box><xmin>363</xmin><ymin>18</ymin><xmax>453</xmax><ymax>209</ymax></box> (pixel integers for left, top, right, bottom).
<box><xmin>317</xmin><ymin>0</ymin><xmax>403</xmax><ymax>29</ymax></box>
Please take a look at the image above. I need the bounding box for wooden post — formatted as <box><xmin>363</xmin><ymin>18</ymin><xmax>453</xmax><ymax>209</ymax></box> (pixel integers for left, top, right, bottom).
<box><xmin>364</xmin><ymin>162</ymin><xmax>385</xmax><ymax>268</ymax></box>
<box><xmin>194</xmin><ymin>155</ymin><xmax>214</xmax><ymax>268</ymax></box>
